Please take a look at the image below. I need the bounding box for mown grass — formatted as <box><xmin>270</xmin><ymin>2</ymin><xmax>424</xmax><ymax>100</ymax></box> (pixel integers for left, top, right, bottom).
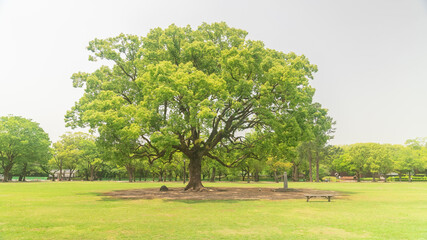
<box><xmin>0</xmin><ymin>181</ymin><xmax>426</xmax><ymax>240</ymax></box>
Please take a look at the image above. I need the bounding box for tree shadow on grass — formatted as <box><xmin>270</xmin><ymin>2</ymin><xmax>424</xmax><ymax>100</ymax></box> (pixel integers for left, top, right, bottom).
<box><xmin>97</xmin><ymin>194</ymin><xmax>354</xmax><ymax>203</ymax></box>
<box><xmin>75</xmin><ymin>190</ymin><xmax>274</xmax><ymax>203</ymax></box>
<box><xmin>333</xmin><ymin>191</ymin><xmax>358</xmax><ymax>199</ymax></box>
<box><xmin>75</xmin><ymin>191</ymin><xmax>126</xmax><ymax>202</ymax></box>
<box><xmin>98</xmin><ymin>197</ymin><xmax>123</xmax><ymax>202</ymax></box>
<box><xmin>98</xmin><ymin>196</ymin><xmax>260</xmax><ymax>204</ymax></box>
<box><xmin>162</xmin><ymin>199</ymin><xmax>253</xmax><ymax>204</ymax></box>
<box><xmin>75</xmin><ymin>192</ymin><xmax>104</xmax><ymax>196</ymax></box>
<box><xmin>94</xmin><ymin>187</ymin><xmax>356</xmax><ymax>202</ymax></box>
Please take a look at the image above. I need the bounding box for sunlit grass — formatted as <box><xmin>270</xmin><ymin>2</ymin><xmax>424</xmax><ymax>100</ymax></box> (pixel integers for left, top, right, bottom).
<box><xmin>0</xmin><ymin>181</ymin><xmax>426</xmax><ymax>239</ymax></box>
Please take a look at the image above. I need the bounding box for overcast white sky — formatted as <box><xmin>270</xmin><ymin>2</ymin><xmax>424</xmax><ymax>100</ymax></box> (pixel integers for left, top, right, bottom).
<box><xmin>0</xmin><ymin>0</ymin><xmax>426</xmax><ymax>145</ymax></box>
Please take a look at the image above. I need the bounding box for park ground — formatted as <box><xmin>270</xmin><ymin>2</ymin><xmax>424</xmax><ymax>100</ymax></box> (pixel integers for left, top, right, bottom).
<box><xmin>0</xmin><ymin>181</ymin><xmax>426</xmax><ymax>240</ymax></box>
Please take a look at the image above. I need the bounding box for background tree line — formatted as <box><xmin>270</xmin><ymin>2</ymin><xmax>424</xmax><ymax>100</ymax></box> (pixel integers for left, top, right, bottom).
<box><xmin>1</xmin><ymin>115</ymin><xmax>425</xmax><ymax>182</ymax></box>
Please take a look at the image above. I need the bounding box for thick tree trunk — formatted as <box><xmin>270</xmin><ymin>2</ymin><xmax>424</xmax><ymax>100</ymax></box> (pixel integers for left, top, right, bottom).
<box><xmin>408</xmin><ymin>172</ymin><xmax>412</xmax><ymax>182</ymax></box>
<box><xmin>59</xmin><ymin>168</ymin><xmax>63</xmax><ymax>181</ymax></box>
<box><xmin>274</xmin><ymin>171</ymin><xmax>279</xmax><ymax>183</ymax></box>
<box><xmin>293</xmin><ymin>164</ymin><xmax>299</xmax><ymax>182</ymax></box>
<box><xmin>183</xmin><ymin>161</ymin><xmax>186</xmax><ymax>184</ymax></box>
<box><xmin>2</xmin><ymin>162</ymin><xmax>14</xmax><ymax>182</ymax></box>
<box><xmin>126</xmin><ymin>166</ymin><xmax>134</xmax><ymax>182</ymax></box>
<box><xmin>315</xmin><ymin>151</ymin><xmax>320</xmax><ymax>182</ymax></box>
<box><xmin>19</xmin><ymin>163</ymin><xmax>27</xmax><ymax>181</ymax></box>
<box><xmin>158</xmin><ymin>172</ymin><xmax>163</xmax><ymax>182</ymax></box>
<box><xmin>308</xmin><ymin>150</ymin><xmax>313</xmax><ymax>182</ymax></box>
<box><xmin>372</xmin><ymin>174</ymin><xmax>376</xmax><ymax>182</ymax></box>
<box><xmin>210</xmin><ymin>167</ymin><xmax>216</xmax><ymax>182</ymax></box>
<box><xmin>90</xmin><ymin>165</ymin><xmax>95</xmax><ymax>181</ymax></box>
<box><xmin>185</xmin><ymin>157</ymin><xmax>204</xmax><ymax>191</ymax></box>
<box><xmin>69</xmin><ymin>170</ymin><xmax>73</xmax><ymax>181</ymax></box>
<box><xmin>3</xmin><ymin>171</ymin><xmax>9</xmax><ymax>182</ymax></box>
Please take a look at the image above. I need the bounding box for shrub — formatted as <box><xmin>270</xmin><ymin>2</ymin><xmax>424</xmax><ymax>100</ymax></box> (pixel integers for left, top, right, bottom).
<box><xmin>322</xmin><ymin>176</ymin><xmax>337</xmax><ymax>182</ymax></box>
<box><xmin>388</xmin><ymin>176</ymin><xmax>427</xmax><ymax>182</ymax></box>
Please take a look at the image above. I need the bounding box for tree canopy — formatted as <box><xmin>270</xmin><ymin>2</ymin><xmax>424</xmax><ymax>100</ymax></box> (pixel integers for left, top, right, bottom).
<box><xmin>0</xmin><ymin>116</ymin><xmax>50</xmax><ymax>182</ymax></box>
<box><xmin>50</xmin><ymin>132</ymin><xmax>101</xmax><ymax>181</ymax></box>
<box><xmin>66</xmin><ymin>22</ymin><xmax>323</xmax><ymax>190</ymax></box>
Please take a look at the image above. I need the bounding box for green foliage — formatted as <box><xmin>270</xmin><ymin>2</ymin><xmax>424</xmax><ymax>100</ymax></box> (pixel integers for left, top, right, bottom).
<box><xmin>330</xmin><ymin>140</ymin><xmax>427</xmax><ymax>182</ymax></box>
<box><xmin>50</xmin><ymin>132</ymin><xmax>102</xmax><ymax>181</ymax></box>
<box><xmin>388</xmin><ymin>176</ymin><xmax>427</xmax><ymax>182</ymax></box>
<box><xmin>321</xmin><ymin>176</ymin><xmax>337</xmax><ymax>182</ymax></box>
<box><xmin>0</xmin><ymin>116</ymin><xmax>51</xmax><ymax>182</ymax></box>
<box><xmin>11</xmin><ymin>176</ymin><xmax>47</xmax><ymax>181</ymax></box>
<box><xmin>389</xmin><ymin>142</ymin><xmax>425</xmax><ymax>178</ymax></box>
<box><xmin>66</xmin><ymin>22</ymin><xmax>323</xmax><ymax>187</ymax></box>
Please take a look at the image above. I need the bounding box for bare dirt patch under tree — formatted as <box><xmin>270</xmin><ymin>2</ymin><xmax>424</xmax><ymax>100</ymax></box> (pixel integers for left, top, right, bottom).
<box><xmin>103</xmin><ymin>187</ymin><xmax>339</xmax><ymax>201</ymax></box>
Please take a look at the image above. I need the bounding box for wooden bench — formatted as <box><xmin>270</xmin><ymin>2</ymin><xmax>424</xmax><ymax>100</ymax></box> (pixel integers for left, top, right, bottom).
<box><xmin>305</xmin><ymin>194</ymin><xmax>334</xmax><ymax>202</ymax></box>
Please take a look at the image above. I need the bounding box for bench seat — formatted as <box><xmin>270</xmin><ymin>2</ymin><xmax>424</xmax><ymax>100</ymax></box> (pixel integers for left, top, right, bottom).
<box><xmin>304</xmin><ymin>194</ymin><xmax>334</xmax><ymax>202</ymax></box>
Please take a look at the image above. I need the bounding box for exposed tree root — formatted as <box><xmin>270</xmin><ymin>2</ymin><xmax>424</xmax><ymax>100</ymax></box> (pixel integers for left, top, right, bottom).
<box><xmin>184</xmin><ymin>180</ymin><xmax>204</xmax><ymax>191</ymax></box>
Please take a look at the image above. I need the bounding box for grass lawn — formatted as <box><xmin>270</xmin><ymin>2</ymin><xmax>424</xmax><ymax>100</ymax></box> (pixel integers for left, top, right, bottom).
<box><xmin>0</xmin><ymin>181</ymin><xmax>426</xmax><ymax>240</ymax></box>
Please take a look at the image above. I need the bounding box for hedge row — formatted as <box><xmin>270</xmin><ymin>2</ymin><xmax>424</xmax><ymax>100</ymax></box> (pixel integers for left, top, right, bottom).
<box><xmin>388</xmin><ymin>176</ymin><xmax>427</xmax><ymax>182</ymax></box>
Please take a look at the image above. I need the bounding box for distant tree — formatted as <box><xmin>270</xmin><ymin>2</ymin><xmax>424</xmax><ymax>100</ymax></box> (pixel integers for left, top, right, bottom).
<box><xmin>362</xmin><ymin>143</ymin><xmax>388</xmax><ymax>182</ymax></box>
<box><xmin>51</xmin><ymin>133</ymin><xmax>79</xmax><ymax>181</ymax></box>
<box><xmin>266</xmin><ymin>156</ymin><xmax>293</xmax><ymax>183</ymax></box>
<box><xmin>0</xmin><ymin>116</ymin><xmax>50</xmax><ymax>182</ymax></box>
<box><xmin>338</xmin><ymin>144</ymin><xmax>371</xmax><ymax>181</ymax></box>
<box><xmin>49</xmin><ymin>148</ymin><xmax>63</xmax><ymax>181</ymax></box>
<box><xmin>95</xmin><ymin>130</ymin><xmax>143</xmax><ymax>182</ymax></box>
<box><xmin>401</xmin><ymin>139</ymin><xmax>426</xmax><ymax>181</ymax></box>
<box><xmin>333</xmin><ymin>143</ymin><xmax>399</xmax><ymax>182</ymax></box>
<box><xmin>67</xmin><ymin>22</ymin><xmax>319</xmax><ymax>190</ymax></box>
<box><xmin>299</xmin><ymin>103</ymin><xmax>335</xmax><ymax>182</ymax></box>
<box><xmin>376</xmin><ymin>144</ymin><xmax>393</xmax><ymax>182</ymax></box>
<box><xmin>405</xmin><ymin>138</ymin><xmax>427</xmax><ymax>175</ymax></box>
<box><xmin>77</xmin><ymin>133</ymin><xmax>102</xmax><ymax>181</ymax></box>
<box><xmin>50</xmin><ymin>132</ymin><xmax>100</xmax><ymax>181</ymax></box>
<box><xmin>405</xmin><ymin>138</ymin><xmax>426</xmax><ymax>150</ymax></box>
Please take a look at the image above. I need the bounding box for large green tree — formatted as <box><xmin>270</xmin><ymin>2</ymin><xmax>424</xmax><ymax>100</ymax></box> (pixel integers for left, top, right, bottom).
<box><xmin>0</xmin><ymin>116</ymin><xmax>50</xmax><ymax>182</ymax></box>
<box><xmin>67</xmin><ymin>22</ymin><xmax>319</xmax><ymax>190</ymax></box>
